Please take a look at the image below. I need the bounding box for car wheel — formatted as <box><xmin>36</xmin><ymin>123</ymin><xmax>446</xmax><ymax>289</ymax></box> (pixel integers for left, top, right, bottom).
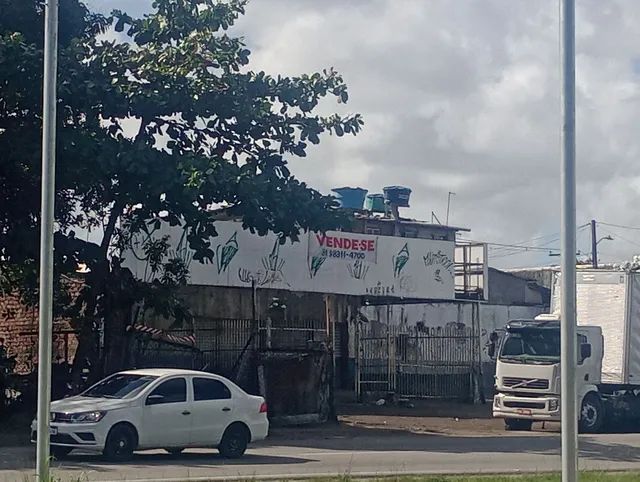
<box><xmin>50</xmin><ymin>446</ymin><xmax>73</xmax><ymax>459</ymax></box>
<box><xmin>580</xmin><ymin>393</ymin><xmax>604</xmax><ymax>433</ymax></box>
<box><xmin>164</xmin><ymin>448</ymin><xmax>185</xmax><ymax>455</ymax></box>
<box><xmin>103</xmin><ymin>424</ymin><xmax>136</xmax><ymax>462</ymax></box>
<box><xmin>218</xmin><ymin>424</ymin><xmax>249</xmax><ymax>459</ymax></box>
<box><xmin>504</xmin><ymin>418</ymin><xmax>533</xmax><ymax>431</ymax></box>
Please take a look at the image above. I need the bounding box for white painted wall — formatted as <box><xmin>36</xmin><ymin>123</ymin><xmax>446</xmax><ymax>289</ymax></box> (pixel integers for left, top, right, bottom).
<box><xmin>125</xmin><ymin>221</ymin><xmax>456</xmax><ymax>300</ymax></box>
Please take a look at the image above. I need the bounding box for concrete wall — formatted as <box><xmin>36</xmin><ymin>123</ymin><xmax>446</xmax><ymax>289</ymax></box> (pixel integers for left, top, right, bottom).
<box><xmin>505</xmin><ymin>267</ymin><xmax>558</xmax><ymax>290</ymax></box>
<box><xmin>488</xmin><ymin>268</ymin><xmax>549</xmax><ymax>306</ymax></box>
<box><xmin>351</xmin><ymin>217</ymin><xmax>458</xmax><ymax>241</ymax></box>
<box><xmin>143</xmin><ymin>284</ymin><xmax>359</xmax><ymax>331</ymax></box>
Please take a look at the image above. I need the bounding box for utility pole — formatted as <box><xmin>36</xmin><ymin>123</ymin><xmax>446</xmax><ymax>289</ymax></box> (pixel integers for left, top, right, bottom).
<box><xmin>591</xmin><ymin>219</ymin><xmax>598</xmax><ymax>269</ymax></box>
<box><xmin>446</xmin><ymin>192</ymin><xmax>456</xmax><ymax>225</ymax></box>
<box><xmin>36</xmin><ymin>1</ymin><xmax>59</xmax><ymax>480</ymax></box>
<box><xmin>560</xmin><ymin>0</ymin><xmax>578</xmax><ymax>481</ymax></box>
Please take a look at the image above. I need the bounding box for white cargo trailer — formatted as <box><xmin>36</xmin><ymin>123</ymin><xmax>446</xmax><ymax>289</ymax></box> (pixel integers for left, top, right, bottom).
<box><xmin>491</xmin><ymin>269</ymin><xmax>640</xmax><ymax>432</ymax></box>
<box><xmin>551</xmin><ymin>269</ymin><xmax>640</xmax><ymax>384</ymax></box>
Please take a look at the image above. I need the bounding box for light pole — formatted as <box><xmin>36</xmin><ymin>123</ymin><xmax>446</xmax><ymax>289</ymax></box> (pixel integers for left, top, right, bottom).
<box><xmin>560</xmin><ymin>0</ymin><xmax>578</xmax><ymax>481</ymax></box>
<box><xmin>589</xmin><ymin>218</ymin><xmax>613</xmax><ymax>269</ymax></box>
<box><xmin>36</xmin><ymin>0</ymin><xmax>59</xmax><ymax>480</ymax></box>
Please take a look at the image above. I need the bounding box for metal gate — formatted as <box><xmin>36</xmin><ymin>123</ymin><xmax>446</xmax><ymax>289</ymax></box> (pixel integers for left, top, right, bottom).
<box><xmin>356</xmin><ymin>322</ymin><xmax>480</xmax><ymax>400</ymax></box>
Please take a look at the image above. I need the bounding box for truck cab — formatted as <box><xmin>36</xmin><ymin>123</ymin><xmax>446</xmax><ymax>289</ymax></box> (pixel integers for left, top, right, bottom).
<box><xmin>492</xmin><ymin>315</ymin><xmax>604</xmax><ymax>432</ymax></box>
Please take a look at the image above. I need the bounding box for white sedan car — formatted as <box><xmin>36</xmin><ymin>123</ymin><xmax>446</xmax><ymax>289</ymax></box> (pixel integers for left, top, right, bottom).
<box><xmin>31</xmin><ymin>368</ymin><xmax>269</xmax><ymax>461</ymax></box>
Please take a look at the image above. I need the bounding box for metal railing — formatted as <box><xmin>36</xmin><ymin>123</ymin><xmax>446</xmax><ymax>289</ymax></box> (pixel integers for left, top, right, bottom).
<box><xmin>356</xmin><ymin>323</ymin><xmax>480</xmax><ymax>400</ymax></box>
<box><xmin>163</xmin><ymin>318</ymin><xmax>327</xmax><ymax>377</ymax></box>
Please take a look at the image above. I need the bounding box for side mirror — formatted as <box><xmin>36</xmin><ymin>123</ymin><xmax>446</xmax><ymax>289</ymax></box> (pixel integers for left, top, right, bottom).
<box><xmin>580</xmin><ymin>343</ymin><xmax>592</xmax><ymax>361</ymax></box>
<box><xmin>146</xmin><ymin>394</ymin><xmax>165</xmax><ymax>406</ymax></box>
<box><xmin>487</xmin><ymin>331</ymin><xmax>499</xmax><ymax>360</ymax></box>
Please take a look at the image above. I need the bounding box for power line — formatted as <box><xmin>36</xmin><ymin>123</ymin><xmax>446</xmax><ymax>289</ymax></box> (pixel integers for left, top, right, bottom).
<box><xmin>489</xmin><ymin>236</ymin><xmax>560</xmax><ymax>253</ymax></box>
<box><xmin>460</xmin><ymin>224</ymin><xmax>589</xmax><ymax>252</ymax></box>
<box><xmin>599</xmin><ymin>226</ymin><xmax>640</xmax><ymax>249</ymax></box>
<box><xmin>461</xmin><ymin>240</ymin><xmax>560</xmax><ymax>252</ymax></box>
<box><xmin>598</xmin><ymin>221</ymin><xmax>640</xmax><ymax>232</ymax></box>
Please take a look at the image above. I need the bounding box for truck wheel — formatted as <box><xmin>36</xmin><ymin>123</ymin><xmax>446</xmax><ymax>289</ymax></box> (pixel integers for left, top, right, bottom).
<box><xmin>579</xmin><ymin>393</ymin><xmax>604</xmax><ymax>433</ymax></box>
<box><xmin>504</xmin><ymin>418</ymin><xmax>533</xmax><ymax>431</ymax></box>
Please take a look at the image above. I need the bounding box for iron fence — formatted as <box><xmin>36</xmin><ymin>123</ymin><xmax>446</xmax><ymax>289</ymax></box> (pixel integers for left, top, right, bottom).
<box><xmin>161</xmin><ymin>318</ymin><xmax>327</xmax><ymax>377</ymax></box>
<box><xmin>356</xmin><ymin>323</ymin><xmax>480</xmax><ymax>400</ymax></box>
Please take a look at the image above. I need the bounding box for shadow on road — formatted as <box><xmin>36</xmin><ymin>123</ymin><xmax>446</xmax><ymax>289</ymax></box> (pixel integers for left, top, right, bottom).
<box><xmin>3</xmin><ymin>424</ymin><xmax>640</xmax><ymax>475</ymax></box>
<box><xmin>0</xmin><ymin>449</ymin><xmax>313</xmax><ymax>473</ymax></box>
<box><xmin>270</xmin><ymin>424</ymin><xmax>640</xmax><ymax>463</ymax></box>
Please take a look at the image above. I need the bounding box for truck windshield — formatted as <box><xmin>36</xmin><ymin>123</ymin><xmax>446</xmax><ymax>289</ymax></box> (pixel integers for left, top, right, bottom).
<box><xmin>499</xmin><ymin>329</ymin><xmax>560</xmax><ymax>362</ymax></box>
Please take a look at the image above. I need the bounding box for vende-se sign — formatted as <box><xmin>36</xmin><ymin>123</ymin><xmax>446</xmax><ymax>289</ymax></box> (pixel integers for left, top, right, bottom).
<box><xmin>309</xmin><ymin>232</ymin><xmax>377</xmax><ymax>263</ymax></box>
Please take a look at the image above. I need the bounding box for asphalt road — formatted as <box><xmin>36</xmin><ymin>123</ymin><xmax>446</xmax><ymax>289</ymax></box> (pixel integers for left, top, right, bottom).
<box><xmin>3</xmin><ymin>430</ymin><xmax>640</xmax><ymax>481</ymax></box>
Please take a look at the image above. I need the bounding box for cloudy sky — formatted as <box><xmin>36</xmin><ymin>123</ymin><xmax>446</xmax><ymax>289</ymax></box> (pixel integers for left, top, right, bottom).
<box><xmin>85</xmin><ymin>0</ymin><xmax>640</xmax><ymax>268</ymax></box>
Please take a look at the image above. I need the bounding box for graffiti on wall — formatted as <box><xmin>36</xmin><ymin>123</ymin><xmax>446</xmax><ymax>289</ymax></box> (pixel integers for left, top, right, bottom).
<box><xmin>348</xmin><ymin>259</ymin><xmax>370</xmax><ymax>280</ymax></box>
<box><xmin>215</xmin><ymin>232</ymin><xmax>239</xmax><ymax>274</ymax></box>
<box><xmin>238</xmin><ymin>237</ymin><xmax>290</xmax><ymax>287</ymax></box>
<box><xmin>393</xmin><ymin>243</ymin><xmax>410</xmax><ymax>278</ymax></box>
<box><xmin>423</xmin><ymin>250</ymin><xmax>455</xmax><ymax>285</ymax></box>
<box><xmin>128</xmin><ymin>221</ymin><xmax>456</xmax><ymax>299</ymax></box>
<box><xmin>308</xmin><ymin>252</ymin><xmax>327</xmax><ymax>278</ymax></box>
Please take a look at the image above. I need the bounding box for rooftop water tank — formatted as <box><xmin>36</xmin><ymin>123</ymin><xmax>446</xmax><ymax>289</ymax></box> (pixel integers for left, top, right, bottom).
<box><xmin>364</xmin><ymin>194</ymin><xmax>386</xmax><ymax>213</ymax></box>
<box><xmin>332</xmin><ymin>187</ymin><xmax>368</xmax><ymax>209</ymax></box>
<box><xmin>383</xmin><ymin>186</ymin><xmax>412</xmax><ymax>208</ymax></box>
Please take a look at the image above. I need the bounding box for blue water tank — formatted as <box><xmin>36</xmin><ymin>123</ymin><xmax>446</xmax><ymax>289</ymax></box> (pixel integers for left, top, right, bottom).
<box><xmin>383</xmin><ymin>186</ymin><xmax>412</xmax><ymax>208</ymax></box>
<box><xmin>364</xmin><ymin>194</ymin><xmax>386</xmax><ymax>213</ymax></box>
<box><xmin>332</xmin><ymin>187</ymin><xmax>368</xmax><ymax>209</ymax></box>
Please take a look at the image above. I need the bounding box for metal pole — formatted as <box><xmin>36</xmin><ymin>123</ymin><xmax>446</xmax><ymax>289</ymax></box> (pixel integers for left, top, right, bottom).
<box><xmin>446</xmin><ymin>192</ymin><xmax>455</xmax><ymax>225</ymax></box>
<box><xmin>590</xmin><ymin>220</ymin><xmax>597</xmax><ymax>269</ymax></box>
<box><xmin>36</xmin><ymin>1</ymin><xmax>59</xmax><ymax>480</ymax></box>
<box><xmin>560</xmin><ymin>0</ymin><xmax>578</xmax><ymax>481</ymax></box>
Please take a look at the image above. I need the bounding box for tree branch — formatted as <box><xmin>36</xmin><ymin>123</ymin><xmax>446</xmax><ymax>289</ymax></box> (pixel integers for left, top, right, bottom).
<box><xmin>99</xmin><ymin>116</ymin><xmax>147</xmax><ymax>259</ymax></box>
<box><xmin>100</xmin><ymin>200</ymin><xmax>125</xmax><ymax>258</ymax></box>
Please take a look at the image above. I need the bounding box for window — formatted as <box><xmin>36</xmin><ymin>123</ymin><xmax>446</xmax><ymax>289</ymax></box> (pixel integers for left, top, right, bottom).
<box><xmin>147</xmin><ymin>378</ymin><xmax>187</xmax><ymax>405</ymax></box>
<box><xmin>403</xmin><ymin>228</ymin><xmax>418</xmax><ymax>238</ymax></box>
<box><xmin>193</xmin><ymin>377</ymin><xmax>231</xmax><ymax>401</ymax></box>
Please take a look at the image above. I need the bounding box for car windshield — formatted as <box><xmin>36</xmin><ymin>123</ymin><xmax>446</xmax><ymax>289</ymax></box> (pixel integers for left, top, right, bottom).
<box><xmin>82</xmin><ymin>374</ymin><xmax>157</xmax><ymax>399</ymax></box>
<box><xmin>499</xmin><ymin>329</ymin><xmax>560</xmax><ymax>362</ymax></box>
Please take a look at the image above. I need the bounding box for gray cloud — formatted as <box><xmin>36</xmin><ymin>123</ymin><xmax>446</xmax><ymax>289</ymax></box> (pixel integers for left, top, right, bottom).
<box><xmin>87</xmin><ymin>0</ymin><xmax>640</xmax><ymax>267</ymax></box>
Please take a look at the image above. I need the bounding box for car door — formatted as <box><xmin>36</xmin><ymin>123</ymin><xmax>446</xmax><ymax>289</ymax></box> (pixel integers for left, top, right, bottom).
<box><xmin>189</xmin><ymin>377</ymin><xmax>234</xmax><ymax>446</ymax></box>
<box><xmin>140</xmin><ymin>377</ymin><xmax>191</xmax><ymax>448</ymax></box>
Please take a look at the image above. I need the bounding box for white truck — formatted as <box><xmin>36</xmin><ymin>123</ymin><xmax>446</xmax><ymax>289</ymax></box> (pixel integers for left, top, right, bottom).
<box><xmin>492</xmin><ymin>269</ymin><xmax>640</xmax><ymax>432</ymax></box>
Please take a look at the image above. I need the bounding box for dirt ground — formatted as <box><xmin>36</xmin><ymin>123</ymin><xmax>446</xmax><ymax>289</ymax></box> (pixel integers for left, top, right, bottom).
<box><xmin>335</xmin><ymin>395</ymin><xmax>559</xmax><ymax>436</ymax></box>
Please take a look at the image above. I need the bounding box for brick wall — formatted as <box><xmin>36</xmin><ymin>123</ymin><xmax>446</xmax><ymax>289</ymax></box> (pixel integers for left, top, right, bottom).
<box><xmin>0</xmin><ymin>285</ymin><xmax>81</xmax><ymax>374</ymax></box>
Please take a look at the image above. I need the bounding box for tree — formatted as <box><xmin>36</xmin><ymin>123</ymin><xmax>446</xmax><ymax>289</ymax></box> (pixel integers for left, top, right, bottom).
<box><xmin>0</xmin><ymin>0</ymin><xmax>362</xmax><ymax>381</ymax></box>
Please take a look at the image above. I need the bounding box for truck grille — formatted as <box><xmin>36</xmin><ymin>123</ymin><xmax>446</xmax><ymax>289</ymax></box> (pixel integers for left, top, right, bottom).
<box><xmin>504</xmin><ymin>401</ymin><xmax>546</xmax><ymax>409</ymax></box>
<box><xmin>502</xmin><ymin>377</ymin><xmax>549</xmax><ymax>390</ymax></box>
